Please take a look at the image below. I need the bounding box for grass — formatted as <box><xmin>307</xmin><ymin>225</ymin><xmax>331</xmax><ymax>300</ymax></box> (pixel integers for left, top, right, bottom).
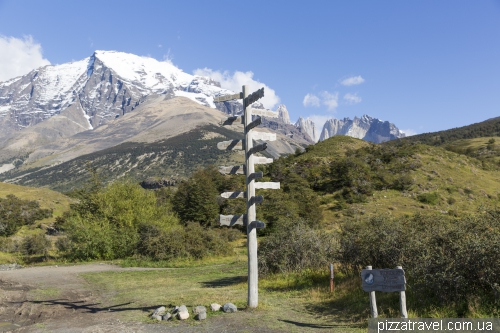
<box><xmin>81</xmin><ymin>257</ymin><xmax>366</xmax><ymax>332</ymax></box>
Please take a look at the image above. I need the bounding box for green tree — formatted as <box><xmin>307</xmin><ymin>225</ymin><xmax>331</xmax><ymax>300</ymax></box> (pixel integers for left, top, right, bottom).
<box><xmin>172</xmin><ymin>168</ymin><xmax>220</xmax><ymax>226</ymax></box>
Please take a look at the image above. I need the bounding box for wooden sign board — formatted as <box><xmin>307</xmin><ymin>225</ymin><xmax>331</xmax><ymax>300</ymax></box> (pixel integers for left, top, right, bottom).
<box><xmin>254</xmin><ymin>157</ymin><xmax>273</xmax><ymax>164</ymax></box>
<box><xmin>214</xmin><ymin>92</ymin><xmax>242</xmax><ymax>103</ymax></box>
<box><xmin>217</xmin><ymin>139</ymin><xmax>244</xmax><ymax>150</ymax></box>
<box><xmin>251</xmin><ymin>109</ymin><xmax>278</xmax><ymax>118</ymax></box>
<box><xmin>254</xmin><ymin>182</ymin><xmax>280</xmax><ymax>189</ymax></box>
<box><xmin>219</xmin><ymin>165</ymin><xmax>245</xmax><ymax>175</ymax></box>
<box><xmin>361</xmin><ymin>268</ymin><xmax>406</xmax><ymax>292</ymax></box>
<box><xmin>221</xmin><ymin>116</ymin><xmax>244</xmax><ymax>126</ymax></box>
<box><xmin>221</xmin><ymin>191</ymin><xmax>246</xmax><ymax>199</ymax></box>
<box><xmin>249</xmin><ymin>195</ymin><xmax>264</xmax><ymax>205</ymax></box>
<box><xmin>248</xmin><ymin>143</ymin><xmax>267</xmax><ymax>155</ymax></box>
<box><xmin>248</xmin><ymin>220</ymin><xmax>265</xmax><ymax>229</ymax></box>
<box><xmin>220</xmin><ymin>214</ymin><xmax>246</xmax><ymax>226</ymax></box>
<box><xmin>253</xmin><ymin>131</ymin><xmax>276</xmax><ymax>141</ymax></box>
<box><xmin>248</xmin><ymin>171</ymin><xmax>263</xmax><ymax>181</ymax></box>
<box><xmin>246</xmin><ymin>116</ymin><xmax>262</xmax><ymax>131</ymax></box>
<box><xmin>245</xmin><ymin>88</ymin><xmax>264</xmax><ymax>105</ymax></box>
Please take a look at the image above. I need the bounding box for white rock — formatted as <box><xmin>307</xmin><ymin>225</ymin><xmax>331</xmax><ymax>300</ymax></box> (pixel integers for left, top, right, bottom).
<box><xmin>210</xmin><ymin>303</ymin><xmax>221</xmax><ymax>311</ymax></box>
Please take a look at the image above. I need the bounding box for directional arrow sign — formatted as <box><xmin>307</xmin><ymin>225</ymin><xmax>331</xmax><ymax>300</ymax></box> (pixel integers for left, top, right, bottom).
<box><xmin>220</xmin><ymin>214</ymin><xmax>246</xmax><ymax>226</ymax></box>
<box><xmin>252</xmin><ymin>131</ymin><xmax>276</xmax><ymax>141</ymax></box>
<box><xmin>249</xmin><ymin>220</ymin><xmax>266</xmax><ymax>229</ymax></box>
<box><xmin>246</xmin><ymin>116</ymin><xmax>262</xmax><ymax>131</ymax></box>
<box><xmin>249</xmin><ymin>195</ymin><xmax>264</xmax><ymax>206</ymax></box>
<box><xmin>247</xmin><ymin>142</ymin><xmax>267</xmax><ymax>155</ymax></box>
<box><xmin>248</xmin><ymin>171</ymin><xmax>263</xmax><ymax>181</ymax></box>
<box><xmin>214</xmin><ymin>92</ymin><xmax>242</xmax><ymax>103</ymax></box>
<box><xmin>221</xmin><ymin>191</ymin><xmax>246</xmax><ymax>199</ymax></box>
<box><xmin>245</xmin><ymin>88</ymin><xmax>264</xmax><ymax>105</ymax></box>
<box><xmin>254</xmin><ymin>157</ymin><xmax>274</xmax><ymax>164</ymax></box>
<box><xmin>219</xmin><ymin>165</ymin><xmax>245</xmax><ymax>175</ymax></box>
<box><xmin>221</xmin><ymin>115</ymin><xmax>244</xmax><ymax>126</ymax></box>
<box><xmin>217</xmin><ymin>139</ymin><xmax>244</xmax><ymax>150</ymax></box>
<box><xmin>254</xmin><ymin>182</ymin><xmax>280</xmax><ymax>189</ymax></box>
<box><xmin>251</xmin><ymin>109</ymin><xmax>279</xmax><ymax>118</ymax></box>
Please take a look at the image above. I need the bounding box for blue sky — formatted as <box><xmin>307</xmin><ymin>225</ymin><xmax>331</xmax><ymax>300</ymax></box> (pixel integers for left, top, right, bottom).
<box><xmin>0</xmin><ymin>0</ymin><xmax>499</xmax><ymax>135</ymax></box>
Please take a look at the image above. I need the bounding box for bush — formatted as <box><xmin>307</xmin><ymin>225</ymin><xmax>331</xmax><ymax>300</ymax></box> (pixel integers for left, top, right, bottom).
<box><xmin>61</xmin><ymin>181</ymin><xmax>179</xmax><ymax>261</ymax></box>
<box><xmin>0</xmin><ymin>195</ymin><xmax>52</xmax><ymax>237</ymax></box>
<box><xmin>258</xmin><ymin>219</ymin><xmax>339</xmax><ymax>276</ymax></box>
<box><xmin>21</xmin><ymin>234</ymin><xmax>51</xmax><ymax>256</ymax></box>
<box><xmin>417</xmin><ymin>192</ymin><xmax>440</xmax><ymax>205</ymax></box>
<box><xmin>136</xmin><ymin>223</ymin><xmax>232</xmax><ymax>260</ymax></box>
<box><xmin>339</xmin><ymin>211</ymin><xmax>500</xmax><ymax>305</ymax></box>
<box><xmin>0</xmin><ymin>237</ymin><xmax>18</xmax><ymax>253</ymax></box>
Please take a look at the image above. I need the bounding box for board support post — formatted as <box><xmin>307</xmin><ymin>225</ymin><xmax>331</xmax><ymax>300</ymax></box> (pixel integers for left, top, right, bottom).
<box><xmin>397</xmin><ymin>266</ymin><xmax>408</xmax><ymax>318</ymax></box>
<box><xmin>367</xmin><ymin>266</ymin><xmax>378</xmax><ymax>318</ymax></box>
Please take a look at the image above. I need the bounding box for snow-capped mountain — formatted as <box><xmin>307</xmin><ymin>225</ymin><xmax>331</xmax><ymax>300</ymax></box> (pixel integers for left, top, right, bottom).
<box><xmin>0</xmin><ymin>50</ymin><xmax>235</xmax><ymax>139</ymax></box>
<box><xmin>319</xmin><ymin>115</ymin><xmax>405</xmax><ymax>143</ymax></box>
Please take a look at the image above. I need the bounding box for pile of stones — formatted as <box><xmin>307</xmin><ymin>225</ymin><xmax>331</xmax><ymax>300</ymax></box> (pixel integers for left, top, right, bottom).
<box><xmin>150</xmin><ymin>302</ymin><xmax>237</xmax><ymax>321</ymax></box>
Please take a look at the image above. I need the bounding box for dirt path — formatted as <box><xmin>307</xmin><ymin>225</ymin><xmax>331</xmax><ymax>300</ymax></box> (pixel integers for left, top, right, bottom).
<box><xmin>0</xmin><ymin>264</ymin><xmax>289</xmax><ymax>333</ymax></box>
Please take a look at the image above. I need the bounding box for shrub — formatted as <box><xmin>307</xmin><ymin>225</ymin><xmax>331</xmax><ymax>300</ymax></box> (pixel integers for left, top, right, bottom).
<box><xmin>0</xmin><ymin>195</ymin><xmax>52</xmax><ymax>237</ymax></box>
<box><xmin>416</xmin><ymin>192</ymin><xmax>440</xmax><ymax>205</ymax></box>
<box><xmin>61</xmin><ymin>181</ymin><xmax>179</xmax><ymax>261</ymax></box>
<box><xmin>339</xmin><ymin>211</ymin><xmax>500</xmax><ymax>305</ymax></box>
<box><xmin>136</xmin><ymin>223</ymin><xmax>232</xmax><ymax>260</ymax></box>
<box><xmin>258</xmin><ymin>219</ymin><xmax>339</xmax><ymax>276</ymax></box>
<box><xmin>21</xmin><ymin>234</ymin><xmax>51</xmax><ymax>256</ymax></box>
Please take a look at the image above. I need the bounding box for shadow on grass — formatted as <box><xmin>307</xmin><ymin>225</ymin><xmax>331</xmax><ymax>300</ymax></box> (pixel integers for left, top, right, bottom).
<box><xmin>25</xmin><ymin>299</ymin><xmax>162</xmax><ymax>314</ymax></box>
<box><xmin>278</xmin><ymin>319</ymin><xmax>340</xmax><ymax>329</ymax></box>
<box><xmin>201</xmin><ymin>275</ymin><xmax>247</xmax><ymax>288</ymax></box>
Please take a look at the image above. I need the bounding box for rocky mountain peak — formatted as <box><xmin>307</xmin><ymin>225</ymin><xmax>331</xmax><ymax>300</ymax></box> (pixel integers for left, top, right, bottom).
<box><xmin>295</xmin><ymin>117</ymin><xmax>318</xmax><ymax>142</ymax></box>
<box><xmin>319</xmin><ymin>114</ymin><xmax>405</xmax><ymax>143</ymax></box>
<box><xmin>276</xmin><ymin>104</ymin><xmax>291</xmax><ymax>124</ymax></box>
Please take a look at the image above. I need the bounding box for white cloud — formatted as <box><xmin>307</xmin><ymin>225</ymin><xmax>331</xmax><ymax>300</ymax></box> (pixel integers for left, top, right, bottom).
<box><xmin>320</xmin><ymin>91</ymin><xmax>339</xmax><ymax>111</ymax></box>
<box><xmin>401</xmin><ymin>129</ymin><xmax>417</xmax><ymax>136</ymax></box>
<box><xmin>340</xmin><ymin>75</ymin><xmax>365</xmax><ymax>86</ymax></box>
<box><xmin>0</xmin><ymin>35</ymin><xmax>50</xmax><ymax>82</ymax></box>
<box><xmin>303</xmin><ymin>93</ymin><xmax>320</xmax><ymax>107</ymax></box>
<box><xmin>344</xmin><ymin>93</ymin><xmax>362</xmax><ymax>104</ymax></box>
<box><xmin>193</xmin><ymin>68</ymin><xmax>280</xmax><ymax>109</ymax></box>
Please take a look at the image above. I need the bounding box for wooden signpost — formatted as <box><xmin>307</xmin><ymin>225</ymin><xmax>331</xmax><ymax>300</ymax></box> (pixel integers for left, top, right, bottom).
<box><xmin>216</xmin><ymin>85</ymin><xmax>280</xmax><ymax>308</ymax></box>
<box><xmin>361</xmin><ymin>266</ymin><xmax>408</xmax><ymax>318</ymax></box>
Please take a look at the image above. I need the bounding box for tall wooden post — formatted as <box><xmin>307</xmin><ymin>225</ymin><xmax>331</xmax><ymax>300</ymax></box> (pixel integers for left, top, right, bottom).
<box><xmin>367</xmin><ymin>265</ymin><xmax>378</xmax><ymax>318</ymax></box>
<box><xmin>216</xmin><ymin>85</ymin><xmax>278</xmax><ymax>309</ymax></box>
<box><xmin>244</xmin><ymin>85</ymin><xmax>258</xmax><ymax>308</ymax></box>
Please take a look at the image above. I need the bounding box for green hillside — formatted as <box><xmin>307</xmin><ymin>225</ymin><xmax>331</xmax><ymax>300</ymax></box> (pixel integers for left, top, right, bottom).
<box><xmin>260</xmin><ymin>135</ymin><xmax>500</xmax><ymax>225</ymax></box>
<box><xmin>399</xmin><ymin>116</ymin><xmax>500</xmax><ymax>146</ymax></box>
<box><xmin>0</xmin><ymin>182</ymin><xmax>73</xmax><ymax>220</ymax></box>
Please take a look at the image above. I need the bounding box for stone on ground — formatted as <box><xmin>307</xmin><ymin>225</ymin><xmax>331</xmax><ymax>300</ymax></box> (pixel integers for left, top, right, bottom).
<box><xmin>210</xmin><ymin>303</ymin><xmax>221</xmax><ymax>311</ymax></box>
<box><xmin>193</xmin><ymin>305</ymin><xmax>207</xmax><ymax>314</ymax></box>
<box><xmin>222</xmin><ymin>302</ymin><xmax>237</xmax><ymax>313</ymax></box>
<box><xmin>161</xmin><ymin>312</ymin><xmax>172</xmax><ymax>321</ymax></box>
<box><xmin>195</xmin><ymin>311</ymin><xmax>207</xmax><ymax>320</ymax></box>
<box><xmin>151</xmin><ymin>306</ymin><xmax>165</xmax><ymax>318</ymax></box>
<box><xmin>177</xmin><ymin>311</ymin><xmax>189</xmax><ymax>320</ymax></box>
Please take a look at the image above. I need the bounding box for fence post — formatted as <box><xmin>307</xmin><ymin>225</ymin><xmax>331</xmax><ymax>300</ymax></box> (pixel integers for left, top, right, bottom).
<box><xmin>329</xmin><ymin>263</ymin><xmax>334</xmax><ymax>292</ymax></box>
<box><xmin>366</xmin><ymin>265</ymin><xmax>378</xmax><ymax>318</ymax></box>
<box><xmin>397</xmin><ymin>266</ymin><xmax>408</xmax><ymax>318</ymax></box>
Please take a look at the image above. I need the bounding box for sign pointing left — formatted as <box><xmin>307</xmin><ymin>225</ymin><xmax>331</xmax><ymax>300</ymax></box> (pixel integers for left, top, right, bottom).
<box><xmin>214</xmin><ymin>92</ymin><xmax>243</xmax><ymax>103</ymax></box>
